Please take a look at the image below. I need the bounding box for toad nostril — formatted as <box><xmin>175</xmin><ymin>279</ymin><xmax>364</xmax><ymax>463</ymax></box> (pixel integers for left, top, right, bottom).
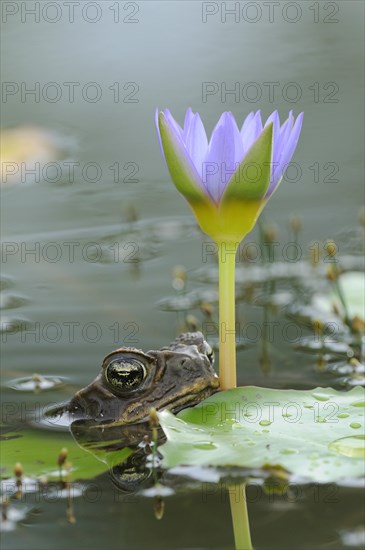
<box><xmin>167</xmin><ymin>357</ymin><xmax>190</xmax><ymax>376</ymax></box>
<box><xmin>69</xmin><ymin>395</ymin><xmax>101</xmax><ymax>418</ymax></box>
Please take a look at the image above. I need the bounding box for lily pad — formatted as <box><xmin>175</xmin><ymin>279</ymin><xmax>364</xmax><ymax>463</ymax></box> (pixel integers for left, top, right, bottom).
<box><xmin>0</xmin><ymin>428</ymin><xmax>118</xmax><ymax>481</ymax></box>
<box><xmin>158</xmin><ymin>386</ymin><xmax>365</xmax><ymax>482</ymax></box>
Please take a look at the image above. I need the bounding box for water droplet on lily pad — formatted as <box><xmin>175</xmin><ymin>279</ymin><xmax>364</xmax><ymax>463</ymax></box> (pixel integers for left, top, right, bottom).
<box><xmin>312</xmin><ymin>392</ymin><xmax>330</xmax><ymax>401</ymax></box>
<box><xmin>329</xmin><ymin>436</ymin><xmax>365</xmax><ymax>458</ymax></box>
<box><xmin>259</xmin><ymin>420</ymin><xmax>272</xmax><ymax>426</ymax></box>
<box><xmin>232</xmin><ymin>422</ymin><xmax>244</xmax><ymax>429</ymax></box>
<box><xmin>193</xmin><ymin>442</ymin><xmax>217</xmax><ymax>450</ymax></box>
<box><xmin>337</xmin><ymin>413</ymin><xmax>350</xmax><ymax>419</ymax></box>
<box><xmin>350</xmin><ymin>423</ymin><xmax>362</xmax><ymax>429</ymax></box>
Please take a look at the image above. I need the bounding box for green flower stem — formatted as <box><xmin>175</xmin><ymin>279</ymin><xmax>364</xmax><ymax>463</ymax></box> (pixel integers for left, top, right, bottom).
<box><xmin>218</xmin><ymin>242</ymin><xmax>238</xmax><ymax>390</ymax></box>
<box><xmin>229</xmin><ymin>484</ymin><xmax>253</xmax><ymax>550</ymax></box>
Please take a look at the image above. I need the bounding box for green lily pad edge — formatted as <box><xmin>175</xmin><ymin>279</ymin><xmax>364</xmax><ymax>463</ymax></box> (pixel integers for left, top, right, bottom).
<box><xmin>0</xmin><ymin>427</ymin><xmax>133</xmax><ymax>482</ymax></box>
<box><xmin>158</xmin><ymin>385</ymin><xmax>365</xmax><ymax>483</ymax></box>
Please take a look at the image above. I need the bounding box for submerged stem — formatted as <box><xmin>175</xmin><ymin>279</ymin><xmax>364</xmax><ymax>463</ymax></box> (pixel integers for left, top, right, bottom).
<box><xmin>229</xmin><ymin>484</ymin><xmax>253</xmax><ymax>550</ymax></box>
<box><xmin>218</xmin><ymin>242</ymin><xmax>238</xmax><ymax>390</ymax></box>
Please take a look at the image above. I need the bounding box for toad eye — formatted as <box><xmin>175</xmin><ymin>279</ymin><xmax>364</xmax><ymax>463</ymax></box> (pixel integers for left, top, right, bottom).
<box><xmin>105</xmin><ymin>359</ymin><xmax>147</xmax><ymax>393</ymax></box>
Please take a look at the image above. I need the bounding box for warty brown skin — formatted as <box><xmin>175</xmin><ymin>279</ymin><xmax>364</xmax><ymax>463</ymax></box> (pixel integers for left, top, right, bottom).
<box><xmin>66</xmin><ymin>332</ymin><xmax>219</xmax><ymax>425</ymax></box>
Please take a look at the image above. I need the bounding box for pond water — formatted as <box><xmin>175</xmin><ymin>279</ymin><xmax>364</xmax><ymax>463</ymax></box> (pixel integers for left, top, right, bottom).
<box><xmin>1</xmin><ymin>1</ymin><xmax>364</xmax><ymax>548</ymax></box>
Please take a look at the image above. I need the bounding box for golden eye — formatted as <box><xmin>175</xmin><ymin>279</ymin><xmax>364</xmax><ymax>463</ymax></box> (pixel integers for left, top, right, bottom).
<box><xmin>105</xmin><ymin>359</ymin><xmax>147</xmax><ymax>392</ymax></box>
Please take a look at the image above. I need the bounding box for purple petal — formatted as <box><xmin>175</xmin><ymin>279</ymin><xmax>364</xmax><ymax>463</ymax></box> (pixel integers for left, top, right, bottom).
<box><xmin>204</xmin><ymin>112</ymin><xmax>242</xmax><ymax>202</ymax></box>
<box><xmin>228</xmin><ymin>112</ymin><xmax>245</xmax><ymax>164</ymax></box>
<box><xmin>240</xmin><ymin>111</ymin><xmax>263</xmax><ymax>156</ymax></box>
<box><xmin>264</xmin><ymin>110</ymin><xmax>279</xmax><ymax>130</ymax></box>
<box><xmin>163</xmin><ymin>109</ymin><xmax>184</xmax><ymax>139</ymax></box>
<box><xmin>185</xmin><ymin>112</ymin><xmax>209</xmax><ymax>179</ymax></box>
<box><xmin>183</xmin><ymin>108</ymin><xmax>194</xmax><ymax>141</ymax></box>
<box><xmin>240</xmin><ymin>111</ymin><xmax>255</xmax><ymax>135</ymax></box>
<box><xmin>267</xmin><ymin>112</ymin><xmax>304</xmax><ymax>197</ymax></box>
<box><xmin>276</xmin><ymin>112</ymin><xmax>303</xmax><ymax>173</ymax></box>
<box><xmin>276</xmin><ymin>111</ymin><xmax>293</xmax><ymax>157</ymax></box>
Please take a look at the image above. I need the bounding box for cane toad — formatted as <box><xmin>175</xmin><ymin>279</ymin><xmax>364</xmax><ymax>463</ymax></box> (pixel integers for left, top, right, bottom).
<box><xmin>64</xmin><ymin>332</ymin><xmax>219</xmax><ymax>425</ymax></box>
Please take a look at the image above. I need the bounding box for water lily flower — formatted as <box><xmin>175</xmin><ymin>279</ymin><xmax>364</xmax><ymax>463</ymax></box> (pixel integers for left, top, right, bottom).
<box><xmin>156</xmin><ymin>109</ymin><xmax>303</xmax><ymax>243</ymax></box>
<box><xmin>156</xmin><ymin>108</ymin><xmax>303</xmax><ymax>390</ymax></box>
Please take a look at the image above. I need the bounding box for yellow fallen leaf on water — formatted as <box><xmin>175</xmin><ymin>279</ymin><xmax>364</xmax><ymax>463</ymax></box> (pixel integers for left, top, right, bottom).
<box><xmin>0</xmin><ymin>126</ymin><xmax>65</xmax><ymax>186</ymax></box>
